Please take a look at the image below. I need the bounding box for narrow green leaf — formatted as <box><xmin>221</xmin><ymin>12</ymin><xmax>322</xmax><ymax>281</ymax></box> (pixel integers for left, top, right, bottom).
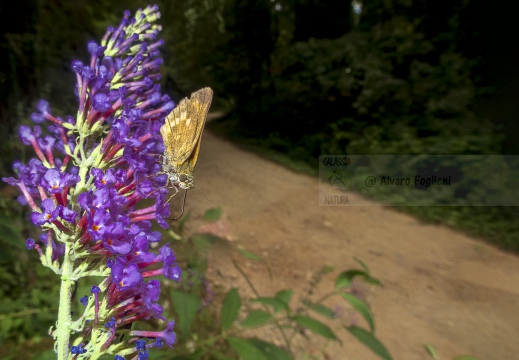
<box><xmin>251</xmin><ymin>297</ymin><xmax>289</xmax><ymax>312</ymax></box>
<box><xmin>170</xmin><ymin>290</ymin><xmax>201</xmax><ymax>338</ymax></box>
<box><xmin>241</xmin><ymin>310</ymin><xmax>272</xmax><ymax>328</ymax></box>
<box><xmin>292</xmin><ymin>315</ymin><xmax>339</xmax><ymax>341</ymax></box>
<box><xmin>221</xmin><ymin>288</ymin><xmax>241</xmax><ymax>330</ymax></box>
<box><xmin>353</xmin><ymin>257</ymin><xmax>370</xmax><ymax>273</ymax></box>
<box><xmin>335</xmin><ymin>270</ymin><xmax>368</xmax><ymax>288</ymax></box>
<box><xmin>228</xmin><ymin>337</ymin><xmax>268</xmax><ymax>360</ymax></box>
<box><xmin>346</xmin><ymin>326</ymin><xmax>393</xmax><ymax>360</ymax></box>
<box><xmin>275</xmin><ymin>289</ymin><xmax>293</xmax><ymax>306</ymax></box>
<box><xmin>239</xmin><ymin>250</ymin><xmax>265</xmax><ymax>262</ymax></box>
<box><xmin>303</xmin><ymin>301</ymin><xmax>336</xmax><ymax>319</ymax></box>
<box><xmin>424</xmin><ymin>344</ymin><xmax>440</xmax><ymax>360</ymax></box>
<box><xmin>336</xmin><ymin>269</ymin><xmax>382</xmax><ymax>288</ymax></box>
<box><xmin>202</xmin><ymin>207</ymin><xmax>223</xmax><ymax>221</ymax></box>
<box><xmin>339</xmin><ymin>292</ymin><xmax>375</xmax><ymax>332</ymax></box>
<box><xmin>247</xmin><ymin>338</ymin><xmax>293</xmax><ymax>360</ymax></box>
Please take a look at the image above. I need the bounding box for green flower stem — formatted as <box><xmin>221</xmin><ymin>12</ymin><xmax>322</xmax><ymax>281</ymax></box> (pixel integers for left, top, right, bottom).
<box><xmin>57</xmin><ymin>244</ymin><xmax>74</xmax><ymax>360</ymax></box>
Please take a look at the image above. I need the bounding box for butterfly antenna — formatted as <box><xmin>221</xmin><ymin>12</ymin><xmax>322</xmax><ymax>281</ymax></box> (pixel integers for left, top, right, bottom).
<box><xmin>171</xmin><ymin>190</ymin><xmax>188</xmax><ymax>220</ymax></box>
<box><xmin>196</xmin><ymin>186</ymin><xmax>213</xmax><ymax>205</ymax></box>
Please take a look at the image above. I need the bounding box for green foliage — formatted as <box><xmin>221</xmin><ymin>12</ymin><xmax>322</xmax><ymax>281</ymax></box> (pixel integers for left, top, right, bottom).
<box><xmin>0</xmin><ymin>195</ymin><xmax>58</xmax><ymax>349</ymax></box>
<box><xmin>154</xmin><ymin>210</ymin><xmax>394</xmax><ymax>359</ymax></box>
<box><xmin>424</xmin><ymin>344</ymin><xmax>483</xmax><ymax>360</ymax></box>
<box><xmin>171</xmin><ymin>290</ymin><xmax>203</xmax><ymax>339</ymax></box>
<box><xmin>346</xmin><ymin>326</ymin><xmax>393</xmax><ymax>360</ymax></box>
<box><xmin>221</xmin><ymin>288</ymin><xmax>241</xmax><ymax>331</ymax></box>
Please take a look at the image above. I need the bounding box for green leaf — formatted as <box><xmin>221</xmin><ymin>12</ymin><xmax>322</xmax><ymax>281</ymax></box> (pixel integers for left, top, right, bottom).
<box><xmin>339</xmin><ymin>292</ymin><xmax>375</xmax><ymax>332</ymax></box>
<box><xmin>291</xmin><ymin>315</ymin><xmax>339</xmax><ymax>341</ymax></box>
<box><xmin>221</xmin><ymin>288</ymin><xmax>241</xmax><ymax>330</ymax></box>
<box><xmin>228</xmin><ymin>337</ymin><xmax>268</xmax><ymax>360</ymax></box>
<box><xmin>239</xmin><ymin>250</ymin><xmax>265</xmax><ymax>262</ymax></box>
<box><xmin>0</xmin><ymin>316</ymin><xmax>12</xmax><ymax>333</ymax></box>
<box><xmin>335</xmin><ymin>270</ymin><xmax>369</xmax><ymax>288</ymax></box>
<box><xmin>202</xmin><ymin>207</ymin><xmax>223</xmax><ymax>221</ymax></box>
<box><xmin>452</xmin><ymin>357</ymin><xmax>483</xmax><ymax>360</ymax></box>
<box><xmin>346</xmin><ymin>326</ymin><xmax>393</xmax><ymax>360</ymax></box>
<box><xmin>192</xmin><ymin>233</ymin><xmax>221</xmax><ymax>250</ymax></box>
<box><xmin>246</xmin><ymin>338</ymin><xmax>293</xmax><ymax>360</ymax></box>
<box><xmin>303</xmin><ymin>301</ymin><xmax>335</xmax><ymax>319</ymax></box>
<box><xmin>424</xmin><ymin>344</ymin><xmax>440</xmax><ymax>359</ymax></box>
<box><xmin>170</xmin><ymin>290</ymin><xmax>201</xmax><ymax>338</ymax></box>
<box><xmin>275</xmin><ymin>289</ymin><xmax>293</xmax><ymax>306</ymax></box>
<box><xmin>241</xmin><ymin>310</ymin><xmax>272</xmax><ymax>328</ymax></box>
<box><xmin>251</xmin><ymin>297</ymin><xmax>289</xmax><ymax>313</ymax></box>
<box><xmin>335</xmin><ymin>269</ymin><xmax>382</xmax><ymax>288</ymax></box>
<box><xmin>353</xmin><ymin>257</ymin><xmax>370</xmax><ymax>273</ymax></box>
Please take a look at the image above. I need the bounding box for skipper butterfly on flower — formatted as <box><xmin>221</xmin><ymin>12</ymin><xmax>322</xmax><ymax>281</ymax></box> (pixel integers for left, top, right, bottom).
<box><xmin>160</xmin><ymin>87</ymin><xmax>213</xmax><ymax>191</ymax></box>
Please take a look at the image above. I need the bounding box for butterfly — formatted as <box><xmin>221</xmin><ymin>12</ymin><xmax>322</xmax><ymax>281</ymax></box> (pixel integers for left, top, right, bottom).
<box><xmin>160</xmin><ymin>87</ymin><xmax>213</xmax><ymax>193</ymax></box>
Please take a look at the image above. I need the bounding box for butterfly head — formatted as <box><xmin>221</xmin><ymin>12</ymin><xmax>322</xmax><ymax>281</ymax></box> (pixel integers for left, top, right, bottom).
<box><xmin>174</xmin><ymin>172</ymin><xmax>194</xmax><ymax>190</ymax></box>
<box><xmin>161</xmin><ymin>157</ymin><xmax>195</xmax><ymax>190</ymax></box>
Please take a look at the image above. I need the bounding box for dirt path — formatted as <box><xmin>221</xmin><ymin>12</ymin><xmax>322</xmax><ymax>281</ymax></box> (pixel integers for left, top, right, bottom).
<box><xmin>179</xmin><ymin>125</ymin><xmax>519</xmax><ymax>360</ymax></box>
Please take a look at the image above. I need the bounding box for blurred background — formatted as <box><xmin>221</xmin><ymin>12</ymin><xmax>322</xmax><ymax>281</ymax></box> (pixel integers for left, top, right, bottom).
<box><xmin>1</xmin><ymin>0</ymin><xmax>518</xmax><ymax>247</ymax></box>
<box><xmin>1</xmin><ymin>0</ymin><xmax>519</xmax><ymax>357</ymax></box>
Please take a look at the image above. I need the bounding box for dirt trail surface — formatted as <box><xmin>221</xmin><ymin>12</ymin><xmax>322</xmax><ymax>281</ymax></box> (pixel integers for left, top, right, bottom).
<box><xmin>179</xmin><ymin>123</ymin><xmax>519</xmax><ymax>360</ymax></box>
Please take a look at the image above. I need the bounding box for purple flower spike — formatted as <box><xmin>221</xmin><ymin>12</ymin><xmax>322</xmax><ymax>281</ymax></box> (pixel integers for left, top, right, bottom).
<box><xmin>4</xmin><ymin>6</ymin><xmax>183</xmax><ymax>358</ymax></box>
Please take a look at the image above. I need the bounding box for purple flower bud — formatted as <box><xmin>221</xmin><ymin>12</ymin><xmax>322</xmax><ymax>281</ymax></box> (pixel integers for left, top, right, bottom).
<box><xmin>136</xmin><ymin>339</ymin><xmax>146</xmax><ymax>351</ymax></box>
<box><xmin>82</xmin><ymin>66</ymin><xmax>95</xmax><ymax>79</ymax></box>
<box><xmin>19</xmin><ymin>125</ymin><xmax>41</xmax><ymax>145</ymax></box>
<box><xmin>115</xmin><ymin>355</ymin><xmax>125</xmax><ymax>360</ymax></box>
<box><xmin>36</xmin><ymin>100</ymin><xmax>51</xmax><ymax>115</ymax></box>
<box><xmin>30</xmin><ymin>113</ymin><xmax>46</xmax><ymax>123</ymax></box>
<box><xmin>93</xmin><ymin>93</ymin><xmax>111</xmax><ymax>112</ymax></box>
<box><xmin>38</xmin><ymin>136</ymin><xmax>56</xmax><ymax>152</ymax></box>
<box><xmin>106</xmin><ymin>258</ymin><xmax>116</xmax><ymax>268</ymax></box>
<box><xmin>105</xmin><ymin>317</ymin><xmax>116</xmax><ymax>329</ymax></box>
<box><xmin>138</xmin><ymin>351</ymin><xmax>149</xmax><ymax>360</ymax></box>
<box><xmin>26</xmin><ymin>238</ymin><xmax>36</xmax><ymax>250</ymax></box>
<box><xmin>80</xmin><ymin>296</ymin><xmax>89</xmax><ymax>306</ymax></box>
<box><xmin>71</xmin><ymin>60</ymin><xmax>84</xmax><ymax>73</ymax></box>
<box><xmin>91</xmin><ymin>285</ymin><xmax>101</xmax><ymax>294</ymax></box>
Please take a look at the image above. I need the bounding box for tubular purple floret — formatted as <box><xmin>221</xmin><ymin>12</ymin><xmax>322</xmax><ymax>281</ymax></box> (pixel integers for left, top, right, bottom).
<box><xmin>148</xmin><ymin>39</ymin><xmax>164</xmax><ymax>51</ymax></box>
<box><xmin>107</xmin><ymin>18</ymin><xmax>130</xmax><ymax>51</ymax></box>
<box><xmin>101</xmin><ymin>26</ymin><xmax>114</xmax><ymax>46</ymax></box>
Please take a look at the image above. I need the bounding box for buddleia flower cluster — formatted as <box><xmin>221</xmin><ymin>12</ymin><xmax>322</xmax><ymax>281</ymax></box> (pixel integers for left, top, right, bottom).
<box><xmin>3</xmin><ymin>5</ymin><xmax>181</xmax><ymax>360</ymax></box>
